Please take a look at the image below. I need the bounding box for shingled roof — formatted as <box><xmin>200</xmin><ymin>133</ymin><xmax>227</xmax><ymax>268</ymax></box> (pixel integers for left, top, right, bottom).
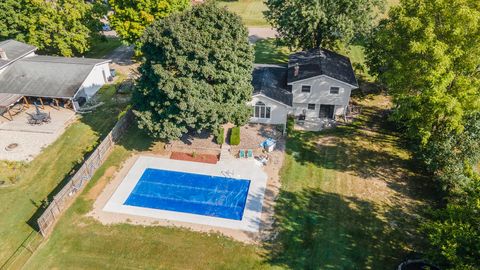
<box><xmin>287</xmin><ymin>48</ymin><xmax>358</xmax><ymax>87</ymax></box>
<box><xmin>0</xmin><ymin>40</ymin><xmax>37</xmax><ymax>69</ymax></box>
<box><xmin>252</xmin><ymin>64</ymin><xmax>292</xmax><ymax>106</ymax></box>
<box><xmin>0</xmin><ymin>56</ymin><xmax>110</xmax><ymax>98</ymax></box>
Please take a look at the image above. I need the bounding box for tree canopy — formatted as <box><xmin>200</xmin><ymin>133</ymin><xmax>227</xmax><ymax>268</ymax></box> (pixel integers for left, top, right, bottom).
<box><xmin>108</xmin><ymin>0</ymin><xmax>190</xmax><ymax>48</ymax></box>
<box><xmin>264</xmin><ymin>0</ymin><xmax>385</xmax><ymax>49</ymax></box>
<box><xmin>367</xmin><ymin>0</ymin><xmax>480</xmax><ymax>145</ymax></box>
<box><xmin>422</xmin><ymin>180</ymin><xmax>480</xmax><ymax>270</ymax></box>
<box><xmin>132</xmin><ymin>2</ymin><xmax>254</xmax><ymax>141</ymax></box>
<box><xmin>0</xmin><ymin>0</ymin><xmax>106</xmax><ymax>56</ymax></box>
<box><xmin>367</xmin><ymin>0</ymin><xmax>480</xmax><ymax>267</ymax></box>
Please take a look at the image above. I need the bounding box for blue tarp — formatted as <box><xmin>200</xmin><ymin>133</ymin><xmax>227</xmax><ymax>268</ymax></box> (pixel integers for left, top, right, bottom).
<box><xmin>124</xmin><ymin>168</ymin><xmax>251</xmax><ymax>220</ymax></box>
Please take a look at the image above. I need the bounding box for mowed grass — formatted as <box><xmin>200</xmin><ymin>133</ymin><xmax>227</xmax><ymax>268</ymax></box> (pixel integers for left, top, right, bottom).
<box><xmin>218</xmin><ymin>0</ymin><xmax>269</xmax><ymax>27</ymax></box>
<box><xmin>24</xmin><ymin>95</ymin><xmax>432</xmax><ymax>269</ymax></box>
<box><xmin>268</xmin><ymin>95</ymin><xmax>434</xmax><ymax>269</ymax></box>
<box><xmin>0</xmin><ymin>82</ymin><xmax>130</xmax><ymax>267</ymax></box>
<box><xmin>254</xmin><ymin>39</ymin><xmax>292</xmax><ymax>64</ymax></box>
<box><xmin>23</xmin><ymin>128</ymin><xmax>271</xmax><ymax>270</ymax></box>
<box><xmin>84</xmin><ymin>36</ymin><xmax>122</xmax><ymax>59</ymax></box>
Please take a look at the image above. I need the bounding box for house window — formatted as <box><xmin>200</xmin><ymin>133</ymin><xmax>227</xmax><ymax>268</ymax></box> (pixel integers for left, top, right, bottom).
<box><xmin>301</xmin><ymin>85</ymin><xmax>311</xmax><ymax>93</ymax></box>
<box><xmin>253</xmin><ymin>101</ymin><xmax>271</xmax><ymax>119</ymax></box>
<box><xmin>330</xmin><ymin>86</ymin><xmax>340</xmax><ymax>94</ymax></box>
<box><xmin>307</xmin><ymin>104</ymin><xmax>316</xmax><ymax>110</ymax></box>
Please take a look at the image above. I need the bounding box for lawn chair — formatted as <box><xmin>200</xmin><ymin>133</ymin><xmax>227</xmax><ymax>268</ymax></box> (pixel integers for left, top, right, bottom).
<box><xmin>247</xmin><ymin>149</ymin><xmax>253</xmax><ymax>158</ymax></box>
<box><xmin>239</xmin><ymin>149</ymin><xmax>245</xmax><ymax>158</ymax></box>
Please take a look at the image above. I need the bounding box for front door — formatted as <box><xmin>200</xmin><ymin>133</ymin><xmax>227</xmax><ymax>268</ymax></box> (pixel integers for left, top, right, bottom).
<box><xmin>319</xmin><ymin>105</ymin><xmax>335</xmax><ymax>119</ymax></box>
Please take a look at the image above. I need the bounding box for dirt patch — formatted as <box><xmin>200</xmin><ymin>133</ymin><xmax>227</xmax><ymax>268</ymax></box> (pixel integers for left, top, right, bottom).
<box><xmin>170</xmin><ymin>152</ymin><xmax>219</xmax><ymax>164</ymax></box>
<box><xmin>85</xmin><ymin>166</ymin><xmax>117</xmax><ymax>200</ymax></box>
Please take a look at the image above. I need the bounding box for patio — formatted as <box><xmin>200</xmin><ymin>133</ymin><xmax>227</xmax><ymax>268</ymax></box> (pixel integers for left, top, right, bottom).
<box><xmin>294</xmin><ymin>118</ymin><xmax>337</xmax><ymax>131</ymax></box>
<box><xmin>0</xmin><ymin>106</ymin><xmax>76</xmax><ymax>161</ymax></box>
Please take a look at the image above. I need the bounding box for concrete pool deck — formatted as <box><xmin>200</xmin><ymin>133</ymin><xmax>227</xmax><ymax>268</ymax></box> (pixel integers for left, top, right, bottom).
<box><xmin>96</xmin><ymin>155</ymin><xmax>268</xmax><ymax>235</ymax></box>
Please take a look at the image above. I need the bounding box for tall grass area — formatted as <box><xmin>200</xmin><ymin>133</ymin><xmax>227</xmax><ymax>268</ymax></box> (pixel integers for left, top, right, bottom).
<box><xmin>0</xmin><ymin>81</ymin><xmax>130</xmax><ymax>266</ymax></box>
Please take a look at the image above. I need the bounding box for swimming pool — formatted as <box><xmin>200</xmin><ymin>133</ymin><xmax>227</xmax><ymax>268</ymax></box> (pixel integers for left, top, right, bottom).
<box><xmin>123</xmin><ymin>168</ymin><xmax>251</xmax><ymax>220</ymax></box>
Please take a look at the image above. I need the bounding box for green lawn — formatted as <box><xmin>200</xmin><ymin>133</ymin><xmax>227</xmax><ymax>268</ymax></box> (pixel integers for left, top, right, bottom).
<box><xmin>254</xmin><ymin>39</ymin><xmax>292</xmax><ymax>64</ymax></box>
<box><xmin>24</xmin><ymin>94</ymin><xmax>432</xmax><ymax>269</ymax></box>
<box><xmin>218</xmin><ymin>0</ymin><xmax>269</xmax><ymax>27</ymax></box>
<box><xmin>85</xmin><ymin>36</ymin><xmax>122</xmax><ymax>59</ymax></box>
<box><xmin>0</xmin><ymin>81</ymin><xmax>130</xmax><ymax>268</ymax></box>
<box><xmin>269</xmin><ymin>95</ymin><xmax>434</xmax><ymax>269</ymax></box>
<box><xmin>23</xmin><ymin>128</ymin><xmax>271</xmax><ymax>270</ymax></box>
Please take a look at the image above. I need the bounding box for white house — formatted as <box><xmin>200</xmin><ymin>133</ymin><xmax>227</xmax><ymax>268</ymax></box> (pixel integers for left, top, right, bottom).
<box><xmin>0</xmin><ymin>40</ymin><xmax>112</xmax><ymax>112</ymax></box>
<box><xmin>250</xmin><ymin>48</ymin><xmax>358</xmax><ymax>128</ymax></box>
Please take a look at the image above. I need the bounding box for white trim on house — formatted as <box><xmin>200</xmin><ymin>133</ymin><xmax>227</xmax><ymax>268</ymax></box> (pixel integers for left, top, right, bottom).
<box><xmin>249</xmin><ymin>95</ymin><xmax>290</xmax><ymax>125</ymax></box>
<box><xmin>252</xmin><ymin>93</ymin><xmax>291</xmax><ymax>108</ymax></box>
<box><xmin>73</xmin><ymin>62</ymin><xmax>112</xmax><ymax>100</ymax></box>
<box><xmin>288</xmin><ymin>74</ymin><xmax>358</xmax><ymax>89</ymax></box>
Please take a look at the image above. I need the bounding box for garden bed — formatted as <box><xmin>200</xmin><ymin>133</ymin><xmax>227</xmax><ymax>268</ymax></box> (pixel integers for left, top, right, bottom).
<box><xmin>170</xmin><ymin>152</ymin><xmax>219</xmax><ymax>164</ymax></box>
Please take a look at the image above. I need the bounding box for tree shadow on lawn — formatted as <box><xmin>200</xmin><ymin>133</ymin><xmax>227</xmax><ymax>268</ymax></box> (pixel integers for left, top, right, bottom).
<box><xmin>264</xmin><ymin>189</ymin><xmax>419</xmax><ymax>269</ymax></box>
<box><xmin>287</xmin><ymin>103</ymin><xmax>434</xmax><ymax>203</ymax></box>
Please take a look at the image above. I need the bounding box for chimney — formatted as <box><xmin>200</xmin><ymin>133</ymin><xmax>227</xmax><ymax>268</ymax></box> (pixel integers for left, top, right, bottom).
<box><xmin>294</xmin><ymin>63</ymin><xmax>300</xmax><ymax>77</ymax></box>
<box><xmin>0</xmin><ymin>48</ymin><xmax>7</xmax><ymax>60</ymax></box>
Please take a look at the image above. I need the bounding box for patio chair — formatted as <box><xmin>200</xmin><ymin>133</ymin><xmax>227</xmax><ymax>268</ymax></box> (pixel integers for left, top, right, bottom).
<box><xmin>247</xmin><ymin>149</ymin><xmax>253</xmax><ymax>158</ymax></box>
<box><xmin>239</xmin><ymin>149</ymin><xmax>245</xmax><ymax>158</ymax></box>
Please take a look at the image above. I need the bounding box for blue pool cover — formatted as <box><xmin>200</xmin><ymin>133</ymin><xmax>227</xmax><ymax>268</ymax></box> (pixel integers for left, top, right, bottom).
<box><xmin>124</xmin><ymin>168</ymin><xmax>251</xmax><ymax>220</ymax></box>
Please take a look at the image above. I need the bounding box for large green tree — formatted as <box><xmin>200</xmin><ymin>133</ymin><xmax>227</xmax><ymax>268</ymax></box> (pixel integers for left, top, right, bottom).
<box><xmin>367</xmin><ymin>0</ymin><xmax>480</xmax><ymax>145</ymax></box>
<box><xmin>422</xmin><ymin>179</ymin><xmax>480</xmax><ymax>270</ymax></box>
<box><xmin>366</xmin><ymin>0</ymin><xmax>480</xmax><ymax>190</ymax></box>
<box><xmin>367</xmin><ymin>1</ymin><xmax>480</xmax><ymax>267</ymax></box>
<box><xmin>0</xmin><ymin>0</ymin><xmax>30</xmax><ymax>41</ymax></box>
<box><xmin>133</xmin><ymin>2</ymin><xmax>254</xmax><ymax>141</ymax></box>
<box><xmin>108</xmin><ymin>0</ymin><xmax>190</xmax><ymax>48</ymax></box>
<box><xmin>264</xmin><ymin>0</ymin><xmax>385</xmax><ymax>49</ymax></box>
<box><xmin>0</xmin><ymin>0</ymin><xmax>106</xmax><ymax>56</ymax></box>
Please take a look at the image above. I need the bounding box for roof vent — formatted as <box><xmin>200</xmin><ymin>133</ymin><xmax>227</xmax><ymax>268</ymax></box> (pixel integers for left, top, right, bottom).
<box><xmin>0</xmin><ymin>48</ymin><xmax>7</xmax><ymax>60</ymax></box>
<box><xmin>294</xmin><ymin>63</ymin><xmax>300</xmax><ymax>77</ymax></box>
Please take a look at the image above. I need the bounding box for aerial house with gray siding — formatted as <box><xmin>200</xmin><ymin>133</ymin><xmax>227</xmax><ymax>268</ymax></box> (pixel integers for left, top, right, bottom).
<box><xmin>250</xmin><ymin>48</ymin><xmax>358</xmax><ymax>130</ymax></box>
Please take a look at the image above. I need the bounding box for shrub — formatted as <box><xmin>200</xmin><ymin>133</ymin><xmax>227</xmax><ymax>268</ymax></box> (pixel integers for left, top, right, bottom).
<box><xmin>230</xmin><ymin>127</ymin><xmax>240</xmax><ymax>146</ymax></box>
<box><xmin>117</xmin><ymin>104</ymin><xmax>132</xmax><ymax>120</ymax></box>
<box><xmin>215</xmin><ymin>127</ymin><xmax>225</xmax><ymax>145</ymax></box>
<box><xmin>287</xmin><ymin>115</ymin><xmax>295</xmax><ymax>134</ymax></box>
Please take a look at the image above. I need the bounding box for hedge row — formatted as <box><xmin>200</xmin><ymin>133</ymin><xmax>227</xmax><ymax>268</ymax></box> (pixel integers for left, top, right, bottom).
<box><xmin>216</xmin><ymin>127</ymin><xmax>225</xmax><ymax>145</ymax></box>
<box><xmin>230</xmin><ymin>127</ymin><xmax>240</xmax><ymax>146</ymax></box>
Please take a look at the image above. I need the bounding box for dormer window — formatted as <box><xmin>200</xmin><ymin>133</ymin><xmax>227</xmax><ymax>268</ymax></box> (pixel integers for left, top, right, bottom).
<box><xmin>253</xmin><ymin>101</ymin><xmax>271</xmax><ymax>119</ymax></box>
<box><xmin>301</xmin><ymin>85</ymin><xmax>311</xmax><ymax>93</ymax></box>
<box><xmin>330</xmin><ymin>86</ymin><xmax>340</xmax><ymax>94</ymax></box>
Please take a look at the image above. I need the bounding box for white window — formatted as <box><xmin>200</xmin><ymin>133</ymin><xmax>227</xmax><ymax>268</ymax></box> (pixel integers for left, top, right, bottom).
<box><xmin>307</xmin><ymin>104</ymin><xmax>316</xmax><ymax>110</ymax></box>
<box><xmin>301</xmin><ymin>85</ymin><xmax>311</xmax><ymax>93</ymax></box>
<box><xmin>253</xmin><ymin>101</ymin><xmax>271</xmax><ymax>119</ymax></box>
<box><xmin>330</xmin><ymin>86</ymin><xmax>340</xmax><ymax>94</ymax></box>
